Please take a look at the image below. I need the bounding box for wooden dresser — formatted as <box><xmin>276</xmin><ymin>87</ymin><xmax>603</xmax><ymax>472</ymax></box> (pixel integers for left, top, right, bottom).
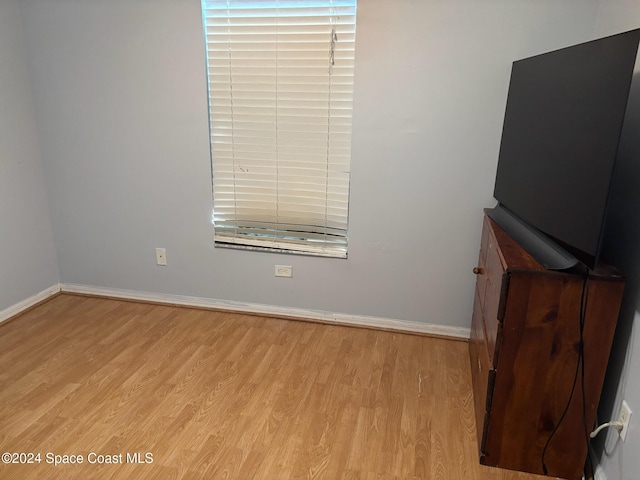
<box><xmin>469</xmin><ymin>212</ymin><xmax>624</xmax><ymax>479</ymax></box>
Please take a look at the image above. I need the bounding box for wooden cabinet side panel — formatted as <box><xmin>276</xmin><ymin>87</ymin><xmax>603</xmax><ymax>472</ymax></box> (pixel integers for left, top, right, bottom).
<box><xmin>581</xmin><ymin>279</ymin><xmax>625</xmax><ymax>414</ymax></box>
<box><xmin>483</xmin><ymin>271</ymin><xmax>624</xmax><ymax>479</ymax></box>
<box><xmin>538</xmin><ymin>277</ymin><xmax>624</xmax><ymax>476</ymax></box>
<box><xmin>484</xmin><ymin>272</ymin><xmax>584</xmax><ymax>478</ymax></box>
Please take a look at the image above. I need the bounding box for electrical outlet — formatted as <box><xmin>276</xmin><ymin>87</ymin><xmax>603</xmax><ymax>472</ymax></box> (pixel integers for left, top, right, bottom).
<box><xmin>619</xmin><ymin>400</ymin><xmax>632</xmax><ymax>442</ymax></box>
<box><xmin>156</xmin><ymin>248</ymin><xmax>167</xmax><ymax>266</ymax></box>
<box><xmin>275</xmin><ymin>265</ymin><xmax>293</xmax><ymax>277</ymax></box>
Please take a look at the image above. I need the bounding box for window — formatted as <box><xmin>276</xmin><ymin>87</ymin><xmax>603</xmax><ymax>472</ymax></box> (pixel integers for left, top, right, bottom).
<box><xmin>201</xmin><ymin>0</ymin><xmax>357</xmax><ymax>258</ymax></box>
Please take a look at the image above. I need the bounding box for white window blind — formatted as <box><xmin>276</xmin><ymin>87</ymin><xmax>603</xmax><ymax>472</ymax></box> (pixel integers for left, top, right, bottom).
<box><xmin>201</xmin><ymin>0</ymin><xmax>356</xmax><ymax>258</ymax></box>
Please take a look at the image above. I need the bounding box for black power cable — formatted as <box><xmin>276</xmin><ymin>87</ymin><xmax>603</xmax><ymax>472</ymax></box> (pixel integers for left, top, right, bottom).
<box><xmin>579</xmin><ymin>276</ymin><xmax>591</xmax><ymax>471</ymax></box>
<box><xmin>541</xmin><ymin>274</ymin><xmax>590</xmax><ymax>475</ymax></box>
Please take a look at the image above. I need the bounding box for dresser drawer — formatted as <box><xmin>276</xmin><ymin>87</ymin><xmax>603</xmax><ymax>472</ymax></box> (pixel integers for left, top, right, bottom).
<box><xmin>469</xmin><ymin>291</ymin><xmax>494</xmax><ymax>452</ymax></box>
<box><xmin>475</xmin><ymin>223</ymin><xmax>490</xmax><ymax>311</ymax></box>
<box><xmin>482</xmin><ymin>239</ymin><xmax>507</xmax><ymax>367</ymax></box>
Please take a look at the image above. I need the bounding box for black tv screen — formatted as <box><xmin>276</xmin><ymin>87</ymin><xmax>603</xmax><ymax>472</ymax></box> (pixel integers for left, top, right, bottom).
<box><xmin>493</xmin><ymin>29</ymin><xmax>640</xmax><ymax>269</ymax></box>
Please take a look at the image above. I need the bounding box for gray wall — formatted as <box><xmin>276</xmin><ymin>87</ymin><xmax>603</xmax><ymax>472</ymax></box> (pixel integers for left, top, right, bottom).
<box><xmin>17</xmin><ymin>0</ymin><xmax>600</xmax><ymax>327</ymax></box>
<box><xmin>0</xmin><ymin>0</ymin><xmax>59</xmax><ymax>311</ymax></box>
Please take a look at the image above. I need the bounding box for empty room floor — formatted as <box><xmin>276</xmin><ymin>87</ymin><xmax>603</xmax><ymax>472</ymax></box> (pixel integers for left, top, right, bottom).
<box><xmin>0</xmin><ymin>294</ymin><xmax>549</xmax><ymax>479</ymax></box>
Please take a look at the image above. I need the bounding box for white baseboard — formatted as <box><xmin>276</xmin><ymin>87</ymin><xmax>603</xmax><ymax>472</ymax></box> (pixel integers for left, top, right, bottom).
<box><xmin>589</xmin><ymin>444</ymin><xmax>608</xmax><ymax>480</ymax></box>
<box><xmin>60</xmin><ymin>283</ymin><xmax>470</xmax><ymax>339</ymax></box>
<box><xmin>593</xmin><ymin>465</ymin><xmax>607</xmax><ymax>480</ymax></box>
<box><xmin>0</xmin><ymin>284</ymin><xmax>61</xmax><ymax>324</ymax></box>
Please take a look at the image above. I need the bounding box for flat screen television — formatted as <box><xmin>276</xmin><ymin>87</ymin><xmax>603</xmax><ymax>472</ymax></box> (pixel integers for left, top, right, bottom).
<box><xmin>489</xmin><ymin>28</ymin><xmax>640</xmax><ymax>272</ymax></box>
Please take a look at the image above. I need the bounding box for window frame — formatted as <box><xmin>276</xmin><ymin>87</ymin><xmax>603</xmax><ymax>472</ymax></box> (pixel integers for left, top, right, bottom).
<box><xmin>201</xmin><ymin>0</ymin><xmax>357</xmax><ymax>258</ymax></box>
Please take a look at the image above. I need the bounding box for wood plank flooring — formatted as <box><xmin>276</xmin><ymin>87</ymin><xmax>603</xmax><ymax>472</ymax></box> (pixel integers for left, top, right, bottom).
<box><xmin>0</xmin><ymin>294</ymin><xmax>550</xmax><ymax>479</ymax></box>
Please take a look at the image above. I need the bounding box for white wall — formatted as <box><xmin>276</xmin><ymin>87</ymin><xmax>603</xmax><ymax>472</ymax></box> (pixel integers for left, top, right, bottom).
<box><xmin>16</xmin><ymin>0</ymin><xmax>600</xmax><ymax>328</ymax></box>
<box><xmin>590</xmin><ymin>4</ymin><xmax>640</xmax><ymax>479</ymax></box>
<box><xmin>0</xmin><ymin>0</ymin><xmax>59</xmax><ymax>312</ymax></box>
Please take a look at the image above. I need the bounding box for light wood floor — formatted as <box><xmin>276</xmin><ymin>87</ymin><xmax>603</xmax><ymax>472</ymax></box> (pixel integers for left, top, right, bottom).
<box><xmin>0</xmin><ymin>294</ymin><xmax>550</xmax><ymax>479</ymax></box>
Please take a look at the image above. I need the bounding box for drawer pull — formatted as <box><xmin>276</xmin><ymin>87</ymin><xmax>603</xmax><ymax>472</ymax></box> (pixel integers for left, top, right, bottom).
<box><xmin>473</xmin><ymin>267</ymin><xmax>484</xmax><ymax>275</ymax></box>
<box><xmin>478</xmin><ymin>358</ymin><xmax>482</xmax><ymax>372</ymax></box>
